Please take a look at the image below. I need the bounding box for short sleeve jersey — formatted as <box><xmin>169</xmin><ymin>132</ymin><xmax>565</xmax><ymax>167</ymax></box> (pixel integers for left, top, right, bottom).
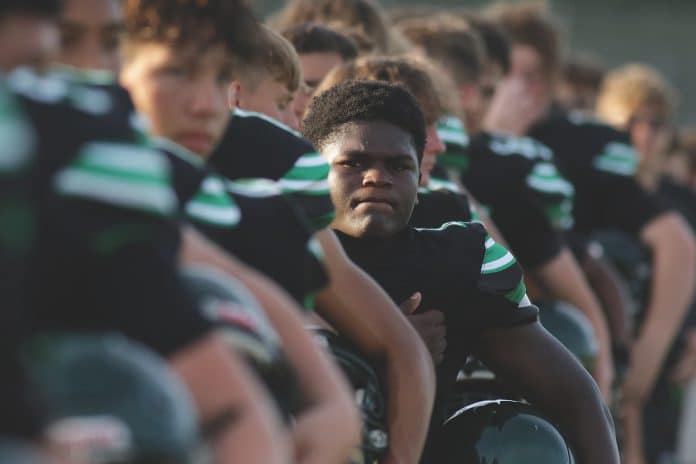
<box><xmin>9</xmin><ymin>69</ymin><xmax>211</xmax><ymax>357</ymax></box>
<box><xmin>0</xmin><ymin>81</ymin><xmax>47</xmax><ymax>440</ymax></box>
<box><xmin>528</xmin><ymin>110</ymin><xmax>669</xmax><ymax>236</ymax></box>
<box><xmin>436</xmin><ymin>117</ymin><xmax>571</xmax><ymax>268</ymax></box>
<box><xmin>210</xmin><ymin>109</ymin><xmax>334</xmax><ymax>230</ymax></box>
<box><xmin>335</xmin><ymin>221</ymin><xmax>538</xmax><ymax>421</ymax></box>
<box><xmin>409</xmin><ymin>180</ymin><xmax>477</xmax><ymax>229</ymax></box>
<box><xmin>160</xmin><ymin>141</ymin><xmax>328</xmax><ymax>306</ymax></box>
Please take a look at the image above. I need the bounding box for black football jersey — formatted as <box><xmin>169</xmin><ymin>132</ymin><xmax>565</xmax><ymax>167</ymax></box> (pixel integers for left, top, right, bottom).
<box><xmin>161</xmin><ymin>140</ymin><xmax>328</xmax><ymax>306</ymax></box>
<box><xmin>528</xmin><ymin>109</ymin><xmax>669</xmax><ymax>236</ymax></box>
<box><xmin>8</xmin><ymin>69</ymin><xmax>211</xmax><ymax>357</ymax></box>
<box><xmin>335</xmin><ymin>221</ymin><xmax>538</xmax><ymax>425</ymax></box>
<box><xmin>409</xmin><ymin>182</ymin><xmax>476</xmax><ymax>229</ymax></box>
<box><xmin>437</xmin><ymin>117</ymin><xmax>570</xmax><ymax>268</ymax></box>
<box><xmin>211</xmin><ymin>109</ymin><xmax>335</xmax><ymax>230</ymax></box>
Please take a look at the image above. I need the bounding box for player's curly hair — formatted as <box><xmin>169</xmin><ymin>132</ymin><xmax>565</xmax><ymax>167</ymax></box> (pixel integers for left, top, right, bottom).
<box><xmin>315</xmin><ymin>55</ymin><xmax>454</xmax><ymax>125</ymax></box>
<box><xmin>302</xmin><ymin>80</ymin><xmax>426</xmax><ymax>162</ymax></box>
<box><xmin>122</xmin><ymin>0</ymin><xmax>260</xmax><ymax>61</ymax></box>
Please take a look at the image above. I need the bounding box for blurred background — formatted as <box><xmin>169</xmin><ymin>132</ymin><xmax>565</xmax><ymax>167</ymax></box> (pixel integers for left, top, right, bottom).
<box><xmin>258</xmin><ymin>0</ymin><xmax>696</xmax><ymax>125</ymax></box>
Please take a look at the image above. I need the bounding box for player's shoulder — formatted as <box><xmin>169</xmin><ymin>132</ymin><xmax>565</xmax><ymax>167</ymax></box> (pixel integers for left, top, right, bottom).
<box><xmin>474</xmin><ymin>131</ymin><xmax>554</xmax><ymax>163</ymax></box>
<box><xmin>8</xmin><ymin>67</ymin><xmax>122</xmax><ymax>118</ymax></box>
<box><xmin>232</xmin><ymin>109</ymin><xmax>315</xmax><ymax>151</ymax></box>
<box><xmin>414</xmin><ymin>220</ymin><xmax>487</xmax><ymax>249</ymax></box>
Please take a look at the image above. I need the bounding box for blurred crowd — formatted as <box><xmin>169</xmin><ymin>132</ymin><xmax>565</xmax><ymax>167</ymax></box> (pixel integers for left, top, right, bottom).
<box><xmin>2</xmin><ymin>0</ymin><xmax>696</xmax><ymax>463</ymax></box>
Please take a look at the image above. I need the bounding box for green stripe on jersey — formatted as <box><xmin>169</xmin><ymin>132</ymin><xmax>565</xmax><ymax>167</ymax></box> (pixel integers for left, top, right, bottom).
<box><xmin>593</xmin><ymin>141</ymin><xmax>638</xmax><ymax>176</ymax></box>
<box><xmin>54</xmin><ymin>142</ymin><xmax>177</xmax><ymax>216</ymax></box>
<box><xmin>0</xmin><ymin>86</ymin><xmax>35</xmax><ymax>173</ymax></box>
<box><xmin>437</xmin><ymin>116</ymin><xmax>469</xmax><ymax>149</ymax></box>
<box><xmin>481</xmin><ymin>236</ymin><xmax>517</xmax><ymax>274</ymax></box>
<box><xmin>504</xmin><ymin>279</ymin><xmax>529</xmax><ymax>307</ymax></box>
<box><xmin>427</xmin><ymin>177</ymin><xmax>461</xmax><ymax>193</ymax></box>
<box><xmin>526</xmin><ymin>162</ymin><xmax>574</xmax><ymax>197</ymax></box>
<box><xmin>438</xmin><ymin>152</ymin><xmax>470</xmax><ymax>172</ymax></box>
<box><xmin>186</xmin><ymin>176</ymin><xmax>241</xmax><ymax>227</ymax></box>
<box><xmin>279</xmin><ymin>152</ymin><xmax>330</xmax><ymax>196</ymax></box>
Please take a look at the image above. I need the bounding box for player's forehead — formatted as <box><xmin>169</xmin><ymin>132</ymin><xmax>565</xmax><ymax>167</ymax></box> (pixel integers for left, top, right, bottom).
<box><xmin>329</xmin><ymin>120</ymin><xmax>418</xmax><ymax>162</ymax></box>
<box><xmin>60</xmin><ymin>0</ymin><xmax>123</xmax><ymax>26</ymax></box>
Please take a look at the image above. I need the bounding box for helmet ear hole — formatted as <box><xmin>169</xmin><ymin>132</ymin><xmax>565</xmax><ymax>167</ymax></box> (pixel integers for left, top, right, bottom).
<box><xmin>438</xmin><ymin>400</ymin><xmax>577</xmax><ymax>464</ymax></box>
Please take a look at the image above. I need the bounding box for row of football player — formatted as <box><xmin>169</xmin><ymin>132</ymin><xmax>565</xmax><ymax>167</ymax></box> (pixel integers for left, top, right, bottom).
<box><xmin>2</xmin><ymin>0</ymin><xmax>689</xmax><ymax>464</ymax></box>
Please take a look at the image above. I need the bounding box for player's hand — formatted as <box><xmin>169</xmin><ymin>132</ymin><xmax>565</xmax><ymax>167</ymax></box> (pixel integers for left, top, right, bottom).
<box><xmin>619</xmin><ymin>403</ymin><xmax>646</xmax><ymax>464</ymax></box>
<box><xmin>483</xmin><ymin>76</ymin><xmax>546</xmax><ymax>136</ymax></box>
<box><xmin>292</xmin><ymin>402</ymin><xmax>361</xmax><ymax>464</ymax></box>
<box><xmin>399</xmin><ymin>292</ymin><xmax>447</xmax><ymax>364</ymax></box>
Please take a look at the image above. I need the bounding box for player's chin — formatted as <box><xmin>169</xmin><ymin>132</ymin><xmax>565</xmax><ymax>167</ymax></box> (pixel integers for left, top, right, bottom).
<box><xmin>354</xmin><ymin>212</ymin><xmax>402</xmax><ymax>238</ymax></box>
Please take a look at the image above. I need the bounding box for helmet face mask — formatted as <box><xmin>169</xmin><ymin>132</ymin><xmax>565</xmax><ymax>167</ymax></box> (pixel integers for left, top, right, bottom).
<box><xmin>181</xmin><ymin>265</ymin><xmax>301</xmax><ymax>420</ymax></box>
<box><xmin>438</xmin><ymin>400</ymin><xmax>576</xmax><ymax>464</ymax></box>
<box><xmin>312</xmin><ymin>329</ymin><xmax>389</xmax><ymax>464</ymax></box>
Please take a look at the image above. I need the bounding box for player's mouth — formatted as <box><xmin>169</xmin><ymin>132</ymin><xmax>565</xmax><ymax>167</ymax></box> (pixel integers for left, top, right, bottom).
<box><xmin>351</xmin><ymin>196</ymin><xmax>396</xmax><ymax>211</ymax></box>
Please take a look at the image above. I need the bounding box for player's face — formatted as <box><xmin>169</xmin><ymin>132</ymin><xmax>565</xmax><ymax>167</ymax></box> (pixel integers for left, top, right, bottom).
<box><xmin>237</xmin><ymin>77</ymin><xmax>298</xmax><ymax>130</ymax></box>
<box><xmin>420</xmin><ymin>123</ymin><xmax>445</xmax><ymax>187</ymax></box>
<box><xmin>120</xmin><ymin>42</ymin><xmax>232</xmax><ymax>157</ymax></box>
<box><xmin>471</xmin><ymin>61</ymin><xmax>504</xmax><ymax>133</ymax></box>
<box><xmin>324</xmin><ymin>120</ymin><xmax>420</xmax><ymax>238</ymax></box>
<box><xmin>295</xmin><ymin>52</ymin><xmax>344</xmax><ymax>122</ymax></box>
<box><xmin>628</xmin><ymin>105</ymin><xmax>671</xmax><ymax>163</ymax></box>
<box><xmin>57</xmin><ymin>0</ymin><xmax>123</xmax><ymax>73</ymax></box>
<box><xmin>510</xmin><ymin>44</ymin><xmax>550</xmax><ymax>101</ymax></box>
<box><xmin>0</xmin><ymin>14</ymin><xmax>59</xmax><ymax>72</ymax></box>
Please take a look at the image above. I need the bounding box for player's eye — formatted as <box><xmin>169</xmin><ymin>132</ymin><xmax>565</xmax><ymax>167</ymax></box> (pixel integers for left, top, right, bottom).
<box><xmin>60</xmin><ymin>25</ymin><xmax>83</xmax><ymax>49</ymax></box>
<box><xmin>337</xmin><ymin>159</ymin><xmax>361</xmax><ymax>168</ymax></box>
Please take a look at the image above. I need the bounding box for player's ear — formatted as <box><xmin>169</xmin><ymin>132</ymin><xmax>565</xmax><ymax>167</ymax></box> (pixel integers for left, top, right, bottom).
<box><xmin>228</xmin><ymin>81</ymin><xmax>241</xmax><ymax>110</ymax></box>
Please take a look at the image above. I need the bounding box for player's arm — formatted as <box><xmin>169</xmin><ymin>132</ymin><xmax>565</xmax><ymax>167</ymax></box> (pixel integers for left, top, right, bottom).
<box><xmin>475</xmin><ymin>322</ymin><xmax>619</xmax><ymax>464</ymax></box>
<box><xmin>53</xmin><ymin>153</ymin><xmax>292</xmax><ymax>463</ymax></box>
<box><xmin>170</xmin><ymin>334</ymin><xmax>292</xmax><ymax>464</ymax></box>
<box><xmin>624</xmin><ymin>212</ymin><xmax>696</xmax><ymax>405</ymax></box>
<box><xmin>529</xmin><ymin>247</ymin><xmax>615</xmax><ymax>401</ymax></box>
<box><xmin>180</xmin><ymin>226</ymin><xmax>361</xmax><ymax>464</ymax></box>
<box><xmin>313</xmin><ymin>228</ymin><xmax>436</xmax><ymax>464</ymax></box>
<box><xmin>579</xmin><ymin>251</ymin><xmax>634</xmax><ymax>350</ymax></box>
<box><xmin>474</xmin><ymin>233</ymin><xmax>619</xmax><ymax>463</ymax></box>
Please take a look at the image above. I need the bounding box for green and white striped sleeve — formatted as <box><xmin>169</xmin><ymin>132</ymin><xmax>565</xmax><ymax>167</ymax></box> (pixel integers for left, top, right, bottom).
<box><xmin>479</xmin><ymin>234</ymin><xmax>532</xmax><ymax>309</ymax></box>
<box><xmin>53</xmin><ymin>142</ymin><xmax>178</xmax><ymax>217</ymax></box>
<box><xmin>278</xmin><ymin>152</ymin><xmax>335</xmax><ymax>231</ymax></box>
<box><xmin>592</xmin><ymin>141</ymin><xmax>639</xmax><ymax>177</ymax></box>
<box><xmin>186</xmin><ymin>175</ymin><xmax>241</xmax><ymax>228</ymax></box>
<box><xmin>0</xmin><ymin>84</ymin><xmax>34</xmax><ymax>175</ymax></box>
<box><xmin>436</xmin><ymin>116</ymin><xmax>470</xmax><ymax>173</ymax></box>
<box><xmin>525</xmin><ymin>161</ymin><xmax>575</xmax><ymax>230</ymax></box>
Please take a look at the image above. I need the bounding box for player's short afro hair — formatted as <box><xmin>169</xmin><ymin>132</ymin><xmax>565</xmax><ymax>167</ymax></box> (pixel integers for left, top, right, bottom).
<box><xmin>302</xmin><ymin>80</ymin><xmax>426</xmax><ymax>162</ymax></box>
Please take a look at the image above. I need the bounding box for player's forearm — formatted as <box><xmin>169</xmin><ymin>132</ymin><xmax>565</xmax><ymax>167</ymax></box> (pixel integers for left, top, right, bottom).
<box><xmin>169</xmin><ymin>334</ymin><xmax>291</xmax><ymax>464</ymax></box>
<box><xmin>180</xmin><ymin>227</ymin><xmax>359</xmax><ymax>418</ymax></box>
<box><xmin>581</xmin><ymin>254</ymin><xmax>634</xmax><ymax>347</ymax></box>
<box><xmin>628</xmin><ymin>213</ymin><xmax>696</xmax><ymax>404</ymax></box>
<box><xmin>315</xmin><ymin>230</ymin><xmax>435</xmax><ymax>463</ymax></box>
